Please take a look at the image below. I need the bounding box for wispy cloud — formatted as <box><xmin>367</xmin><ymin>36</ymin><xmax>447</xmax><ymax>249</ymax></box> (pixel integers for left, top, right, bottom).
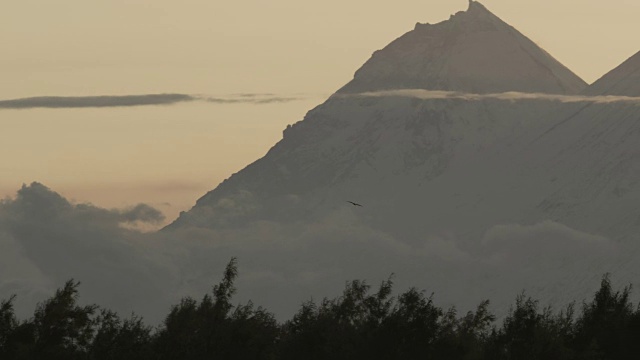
<box><xmin>5</xmin><ymin>90</ymin><xmax>638</xmax><ymax>110</ymax></box>
<box><xmin>203</xmin><ymin>95</ymin><xmax>303</xmax><ymax>104</ymax></box>
<box><xmin>0</xmin><ymin>93</ymin><xmax>311</xmax><ymax>109</ymax></box>
<box><xmin>0</xmin><ymin>94</ymin><xmax>195</xmax><ymax>109</ymax></box>
<box><xmin>343</xmin><ymin>89</ymin><xmax>640</xmax><ymax>105</ymax></box>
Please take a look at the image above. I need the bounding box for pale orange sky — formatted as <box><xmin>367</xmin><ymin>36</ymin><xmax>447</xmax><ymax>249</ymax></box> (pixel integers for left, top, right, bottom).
<box><xmin>1</xmin><ymin>0</ymin><xmax>638</xmax><ymax>225</ymax></box>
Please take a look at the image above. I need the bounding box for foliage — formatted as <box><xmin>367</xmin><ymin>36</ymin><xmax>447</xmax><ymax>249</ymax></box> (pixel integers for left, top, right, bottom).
<box><xmin>153</xmin><ymin>257</ymin><xmax>279</xmax><ymax>360</ymax></box>
<box><xmin>1</xmin><ymin>263</ymin><xmax>640</xmax><ymax>360</ymax></box>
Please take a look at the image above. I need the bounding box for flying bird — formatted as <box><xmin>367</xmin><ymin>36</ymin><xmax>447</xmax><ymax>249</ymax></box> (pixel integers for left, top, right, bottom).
<box><xmin>346</xmin><ymin>201</ymin><xmax>363</xmax><ymax>207</ymax></box>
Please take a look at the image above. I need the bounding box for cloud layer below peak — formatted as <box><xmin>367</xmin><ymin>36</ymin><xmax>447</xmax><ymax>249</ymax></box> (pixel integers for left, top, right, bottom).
<box><xmin>343</xmin><ymin>89</ymin><xmax>640</xmax><ymax>105</ymax></box>
<box><xmin>1</xmin><ymin>183</ymin><xmax>636</xmax><ymax>326</ymax></box>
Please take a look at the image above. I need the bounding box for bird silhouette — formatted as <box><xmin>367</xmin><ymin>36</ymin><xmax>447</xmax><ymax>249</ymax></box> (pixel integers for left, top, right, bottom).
<box><xmin>346</xmin><ymin>201</ymin><xmax>363</xmax><ymax>207</ymax></box>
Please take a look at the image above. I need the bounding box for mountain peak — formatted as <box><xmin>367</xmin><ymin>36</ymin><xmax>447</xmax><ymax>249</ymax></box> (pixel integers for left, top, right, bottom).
<box><xmin>416</xmin><ymin>1</ymin><xmax>498</xmax><ymax>30</ymax></box>
<box><xmin>464</xmin><ymin>1</ymin><xmax>495</xmax><ymax>18</ymax></box>
<box><xmin>413</xmin><ymin>1</ymin><xmax>501</xmax><ymax>33</ymax></box>
<box><xmin>467</xmin><ymin>1</ymin><xmax>488</xmax><ymax>12</ymax></box>
<box><xmin>338</xmin><ymin>2</ymin><xmax>586</xmax><ymax>95</ymax></box>
<box><xmin>584</xmin><ymin>50</ymin><xmax>640</xmax><ymax>96</ymax></box>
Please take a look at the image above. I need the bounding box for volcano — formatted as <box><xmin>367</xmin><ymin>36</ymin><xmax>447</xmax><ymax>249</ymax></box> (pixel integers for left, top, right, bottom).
<box><xmin>167</xmin><ymin>1</ymin><xmax>590</xmax><ymax>238</ymax></box>
<box><xmin>163</xmin><ymin>0</ymin><xmax>640</xmax><ymax>319</ymax></box>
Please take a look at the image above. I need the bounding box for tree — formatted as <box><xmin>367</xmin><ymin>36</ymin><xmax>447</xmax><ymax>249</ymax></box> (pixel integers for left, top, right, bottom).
<box><xmin>382</xmin><ymin>288</ymin><xmax>443</xmax><ymax>359</ymax></box>
<box><xmin>0</xmin><ymin>295</ymin><xmax>18</xmax><ymax>356</ymax></box>
<box><xmin>573</xmin><ymin>274</ymin><xmax>637</xmax><ymax>360</ymax></box>
<box><xmin>90</xmin><ymin>309</ymin><xmax>152</xmax><ymax>360</ymax></box>
<box><xmin>432</xmin><ymin>300</ymin><xmax>495</xmax><ymax>360</ymax></box>
<box><xmin>486</xmin><ymin>293</ymin><xmax>572</xmax><ymax>360</ymax></box>
<box><xmin>30</xmin><ymin>280</ymin><xmax>97</xmax><ymax>359</ymax></box>
<box><xmin>153</xmin><ymin>257</ymin><xmax>278</xmax><ymax>360</ymax></box>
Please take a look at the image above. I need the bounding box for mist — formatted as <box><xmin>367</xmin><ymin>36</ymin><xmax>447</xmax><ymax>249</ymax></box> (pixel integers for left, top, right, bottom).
<box><xmin>1</xmin><ymin>183</ymin><xmax>635</xmax><ymax>325</ymax></box>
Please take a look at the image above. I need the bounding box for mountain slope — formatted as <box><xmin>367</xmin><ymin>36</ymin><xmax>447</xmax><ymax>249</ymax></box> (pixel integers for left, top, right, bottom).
<box><xmin>538</xmin><ymin>105</ymin><xmax>640</xmax><ymax>240</ymax></box>
<box><xmin>338</xmin><ymin>1</ymin><xmax>586</xmax><ymax>94</ymax></box>
<box><xmin>167</xmin><ymin>2</ymin><xmax>640</xmax><ymax>243</ymax></box>
<box><xmin>514</xmin><ymin>50</ymin><xmax>640</xmax><ymax>240</ymax></box>
<box><xmin>584</xmin><ymin>50</ymin><xmax>640</xmax><ymax>96</ymax></box>
<box><xmin>167</xmin><ymin>96</ymin><xmax>555</xmax><ymax>236</ymax></box>
<box><xmin>167</xmin><ymin>1</ymin><xmax>586</xmax><ymax>234</ymax></box>
<box><xmin>162</xmin><ymin>2</ymin><xmax>640</xmax><ymax>320</ymax></box>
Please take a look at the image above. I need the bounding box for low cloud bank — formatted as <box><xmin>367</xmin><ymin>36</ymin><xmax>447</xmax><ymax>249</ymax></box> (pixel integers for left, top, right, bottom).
<box><xmin>0</xmin><ymin>183</ymin><xmax>635</xmax><ymax>324</ymax></box>
<box><xmin>0</xmin><ymin>183</ymin><xmax>175</xmax><ymax>321</ymax></box>
<box><xmin>345</xmin><ymin>89</ymin><xmax>640</xmax><ymax>105</ymax></box>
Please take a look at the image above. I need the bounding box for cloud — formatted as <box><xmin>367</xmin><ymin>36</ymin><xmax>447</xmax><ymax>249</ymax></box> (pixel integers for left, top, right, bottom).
<box><xmin>344</xmin><ymin>89</ymin><xmax>640</xmax><ymax>105</ymax></box>
<box><xmin>203</xmin><ymin>95</ymin><xmax>303</xmax><ymax>104</ymax></box>
<box><xmin>0</xmin><ymin>94</ymin><xmax>195</xmax><ymax>109</ymax></box>
<box><xmin>0</xmin><ymin>93</ymin><xmax>310</xmax><ymax>109</ymax></box>
<box><xmin>5</xmin><ymin>90</ymin><xmax>637</xmax><ymax>110</ymax></box>
<box><xmin>0</xmin><ymin>231</ymin><xmax>52</xmax><ymax>305</ymax></box>
<box><xmin>478</xmin><ymin>221</ymin><xmax>620</xmax><ymax>276</ymax></box>
<box><xmin>482</xmin><ymin>221</ymin><xmax>612</xmax><ymax>250</ymax></box>
<box><xmin>0</xmin><ymin>183</ymin><xmax>176</xmax><ymax>322</ymax></box>
<box><xmin>469</xmin><ymin>221</ymin><xmax>625</xmax><ymax>311</ymax></box>
<box><xmin>116</xmin><ymin>204</ymin><xmax>165</xmax><ymax>224</ymax></box>
<box><xmin>160</xmin><ymin>198</ymin><xmax>631</xmax><ymax>320</ymax></box>
<box><xmin>0</xmin><ymin>183</ymin><xmax>636</xmax><ymax>325</ymax></box>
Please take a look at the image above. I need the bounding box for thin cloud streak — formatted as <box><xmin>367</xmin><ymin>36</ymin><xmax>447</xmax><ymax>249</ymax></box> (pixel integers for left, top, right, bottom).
<box><xmin>0</xmin><ymin>93</ymin><xmax>312</xmax><ymax>109</ymax></box>
<box><xmin>204</xmin><ymin>96</ymin><xmax>303</xmax><ymax>104</ymax></box>
<box><xmin>9</xmin><ymin>89</ymin><xmax>633</xmax><ymax>110</ymax></box>
<box><xmin>0</xmin><ymin>94</ymin><xmax>195</xmax><ymax>109</ymax></box>
<box><xmin>343</xmin><ymin>89</ymin><xmax>640</xmax><ymax>105</ymax></box>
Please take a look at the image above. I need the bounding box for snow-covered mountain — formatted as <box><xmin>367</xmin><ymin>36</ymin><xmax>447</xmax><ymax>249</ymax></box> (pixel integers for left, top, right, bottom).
<box><xmin>338</xmin><ymin>1</ymin><xmax>586</xmax><ymax>95</ymax></box>
<box><xmin>514</xmin><ymin>50</ymin><xmax>640</xmax><ymax>241</ymax></box>
<box><xmin>167</xmin><ymin>1</ymin><xmax>589</xmax><ymax>236</ymax></box>
<box><xmin>162</xmin><ymin>1</ymin><xmax>640</xmax><ymax>318</ymax></box>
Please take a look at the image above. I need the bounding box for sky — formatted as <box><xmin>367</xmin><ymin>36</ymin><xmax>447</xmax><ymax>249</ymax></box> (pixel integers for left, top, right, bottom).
<box><xmin>2</xmin><ymin>0</ymin><xmax>640</xmax><ymax>225</ymax></box>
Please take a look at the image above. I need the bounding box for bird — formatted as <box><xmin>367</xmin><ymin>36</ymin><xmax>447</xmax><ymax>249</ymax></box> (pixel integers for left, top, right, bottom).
<box><xmin>346</xmin><ymin>201</ymin><xmax>363</xmax><ymax>207</ymax></box>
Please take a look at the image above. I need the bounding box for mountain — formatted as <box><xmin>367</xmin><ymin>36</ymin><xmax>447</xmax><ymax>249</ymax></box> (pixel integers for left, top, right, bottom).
<box><xmin>163</xmin><ymin>1</ymin><xmax>640</xmax><ymax>319</ymax></box>
<box><xmin>167</xmin><ymin>1</ymin><xmax>589</xmax><ymax>235</ymax></box>
<box><xmin>512</xmin><ymin>51</ymin><xmax>640</xmax><ymax>241</ymax></box>
<box><xmin>584</xmin><ymin>50</ymin><xmax>640</xmax><ymax>96</ymax></box>
<box><xmin>338</xmin><ymin>1</ymin><xmax>587</xmax><ymax>94</ymax></box>
<box><xmin>167</xmin><ymin>2</ymin><xmax>640</xmax><ymax>247</ymax></box>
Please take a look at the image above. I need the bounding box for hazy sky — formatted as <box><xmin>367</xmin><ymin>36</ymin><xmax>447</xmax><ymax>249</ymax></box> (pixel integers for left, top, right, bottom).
<box><xmin>2</xmin><ymin>0</ymin><xmax>639</xmax><ymax>224</ymax></box>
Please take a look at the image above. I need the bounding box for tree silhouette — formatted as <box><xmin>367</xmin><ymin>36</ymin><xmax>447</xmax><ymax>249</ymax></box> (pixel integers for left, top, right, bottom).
<box><xmin>90</xmin><ymin>309</ymin><xmax>152</xmax><ymax>360</ymax></box>
<box><xmin>28</xmin><ymin>280</ymin><xmax>97</xmax><ymax>359</ymax></box>
<box><xmin>3</xmin><ymin>262</ymin><xmax>640</xmax><ymax>360</ymax></box>
<box><xmin>573</xmin><ymin>274</ymin><xmax>639</xmax><ymax>360</ymax></box>
<box><xmin>0</xmin><ymin>295</ymin><xmax>18</xmax><ymax>357</ymax></box>
<box><xmin>153</xmin><ymin>257</ymin><xmax>278</xmax><ymax>359</ymax></box>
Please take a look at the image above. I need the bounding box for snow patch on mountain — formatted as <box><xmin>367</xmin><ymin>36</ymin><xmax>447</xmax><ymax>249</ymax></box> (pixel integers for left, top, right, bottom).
<box><xmin>338</xmin><ymin>1</ymin><xmax>586</xmax><ymax>95</ymax></box>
